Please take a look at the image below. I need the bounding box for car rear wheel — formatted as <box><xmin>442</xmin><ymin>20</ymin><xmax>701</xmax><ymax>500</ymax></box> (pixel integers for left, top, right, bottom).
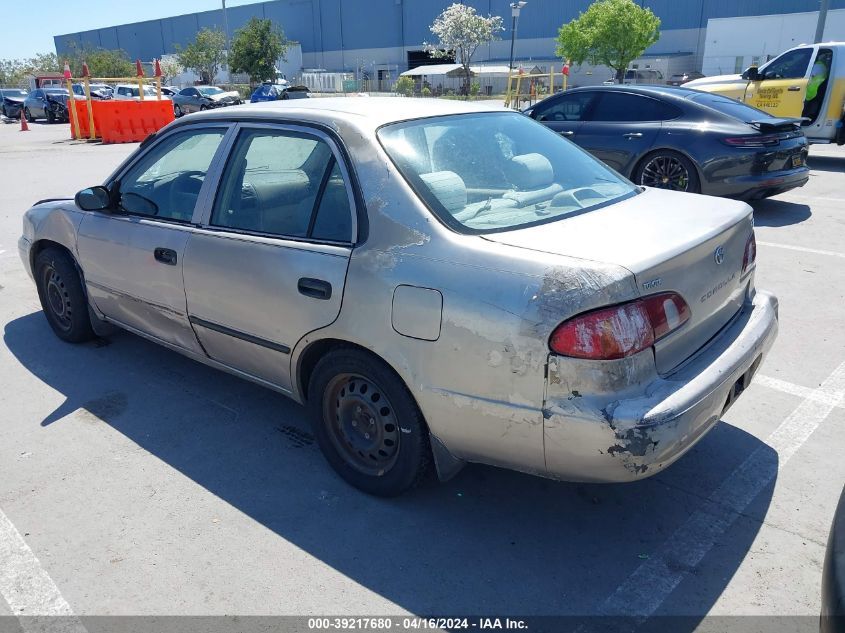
<box><xmin>199</xmin><ymin>104</ymin><xmax>207</xmax><ymax>111</ymax></box>
<box><xmin>34</xmin><ymin>247</ymin><xmax>96</xmax><ymax>343</ymax></box>
<box><xmin>174</xmin><ymin>104</ymin><xmax>183</xmax><ymax>117</ymax></box>
<box><xmin>308</xmin><ymin>348</ymin><xmax>431</xmax><ymax>496</ymax></box>
<box><xmin>635</xmin><ymin>150</ymin><xmax>700</xmax><ymax>194</ymax></box>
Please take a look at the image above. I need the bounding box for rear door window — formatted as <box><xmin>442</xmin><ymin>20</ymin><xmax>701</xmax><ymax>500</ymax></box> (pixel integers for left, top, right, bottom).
<box><xmin>211</xmin><ymin>129</ymin><xmax>353</xmax><ymax>242</ymax></box>
<box><xmin>589</xmin><ymin>92</ymin><xmax>677</xmax><ymax>121</ymax></box>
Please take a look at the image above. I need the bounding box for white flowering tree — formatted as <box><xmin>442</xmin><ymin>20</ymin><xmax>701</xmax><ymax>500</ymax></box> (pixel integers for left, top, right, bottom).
<box><xmin>425</xmin><ymin>3</ymin><xmax>504</xmax><ymax>95</ymax></box>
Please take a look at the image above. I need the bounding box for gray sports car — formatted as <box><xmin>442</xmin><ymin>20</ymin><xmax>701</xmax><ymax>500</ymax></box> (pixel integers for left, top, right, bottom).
<box><xmin>18</xmin><ymin>99</ymin><xmax>777</xmax><ymax>496</ymax></box>
<box><xmin>525</xmin><ymin>85</ymin><xmax>809</xmax><ymax>200</ymax></box>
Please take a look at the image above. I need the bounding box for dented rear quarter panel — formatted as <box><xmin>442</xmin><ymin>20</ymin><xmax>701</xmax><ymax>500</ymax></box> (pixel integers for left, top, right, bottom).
<box><xmin>290</xmin><ymin>115</ymin><xmax>641</xmax><ymax>476</ymax></box>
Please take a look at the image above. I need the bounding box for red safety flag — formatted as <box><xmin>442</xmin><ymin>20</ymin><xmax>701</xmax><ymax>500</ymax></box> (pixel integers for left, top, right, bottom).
<box><xmin>154</xmin><ymin>59</ymin><xmax>162</xmax><ymax>77</ymax></box>
<box><xmin>136</xmin><ymin>59</ymin><xmax>145</xmax><ymax>77</ymax></box>
<box><xmin>562</xmin><ymin>63</ymin><xmax>570</xmax><ymax>76</ymax></box>
<box><xmin>63</xmin><ymin>61</ymin><xmax>72</xmax><ymax>79</ymax></box>
<box><xmin>82</xmin><ymin>62</ymin><xmax>90</xmax><ymax>78</ymax></box>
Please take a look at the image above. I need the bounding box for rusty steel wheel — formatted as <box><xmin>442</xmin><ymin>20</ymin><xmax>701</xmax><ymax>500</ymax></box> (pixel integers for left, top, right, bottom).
<box><xmin>308</xmin><ymin>348</ymin><xmax>431</xmax><ymax>496</ymax></box>
<box><xmin>324</xmin><ymin>373</ymin><xmax>401</xmax><ymax>476</ymax></box>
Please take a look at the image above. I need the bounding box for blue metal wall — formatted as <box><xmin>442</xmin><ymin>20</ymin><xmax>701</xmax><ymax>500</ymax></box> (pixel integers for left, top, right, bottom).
<box><xmin>54</xmin><ymin>0</ymin><xmax>845</xmax><ymax>62</ymax></box>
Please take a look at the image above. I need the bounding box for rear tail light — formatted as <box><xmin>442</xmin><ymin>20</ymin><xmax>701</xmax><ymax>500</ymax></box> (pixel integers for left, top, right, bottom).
<box><xmin>741</xmin><ymin>232</ymin><xmax>757</xmax><ymax>274</ymax></box>
<box><xmin>723</xmin><ymin>135</ymin><xmax>780</xmax><ymax>148</ymax></box>
<box><xmin>549</xmin><ymin>292</ymin><xmax>691</xmax><ymax>360</ymax></box>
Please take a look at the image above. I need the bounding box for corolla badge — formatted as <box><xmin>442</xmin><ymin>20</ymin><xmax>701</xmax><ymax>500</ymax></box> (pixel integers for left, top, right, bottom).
<box><xmin>714</xmin><ymin>246</ymin><xmax>725</xmax><ymax>265</ymax></box>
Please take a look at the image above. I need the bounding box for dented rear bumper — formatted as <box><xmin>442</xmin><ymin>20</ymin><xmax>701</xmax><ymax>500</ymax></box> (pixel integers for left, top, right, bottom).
<box><xmin>542</xmin><ymin>290</ymin><xmax>778</xmax><ymax>482</ymax></box>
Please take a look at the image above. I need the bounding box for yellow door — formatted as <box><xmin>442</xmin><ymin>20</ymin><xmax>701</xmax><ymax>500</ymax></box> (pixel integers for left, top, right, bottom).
<box><xmin>744</xmin><ymin>47</ymin><xmax>815</xmax><ymax>118</ymax></box>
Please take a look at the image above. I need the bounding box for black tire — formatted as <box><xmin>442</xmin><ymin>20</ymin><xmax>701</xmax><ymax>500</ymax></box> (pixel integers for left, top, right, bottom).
<box><xmin>24</xmin><ymin>107</ymin><xmax>34</xmax><ymax>122</ymax></box>
<box><xmin>199</xmin><ymin>104</ymin><xmax>208</xmax><ymax>111</ymax></box>
<box><xmin>46</xmin><ymin>108</ymin><xmax>55</xmax><ymax>124</ymax></box>
<box><xmin>174</xmin><ymin>104</ymin><xmax>183</xmax><ymax>117</ymax></box>
<box><xmin>34</xmin><ymin>247</ymin><xmax>96</xmax><ymax>343</ymax></box>
<box><xmin>308</xmin><ymin>348</ymin><xmax>431</xmax><ymax>496</ymax></box>
<box><xmin>634</xmin><ymin>150</ymin><xmax>700</xmax><ymax>194</ymax></box>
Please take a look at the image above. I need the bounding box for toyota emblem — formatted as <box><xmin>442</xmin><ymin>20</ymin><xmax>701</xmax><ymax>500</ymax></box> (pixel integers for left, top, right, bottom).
<box><xmin>714</xmin><ymin>246</ymin><xmax>725</xmax><ymax>265</ymax></box>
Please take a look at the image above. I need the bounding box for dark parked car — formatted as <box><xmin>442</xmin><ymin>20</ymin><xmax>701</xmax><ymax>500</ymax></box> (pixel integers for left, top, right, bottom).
<box><xmin>822</xmin><ymin>487</ymin><xmax>845</xmax><ymax>633</ymax></box>
<box><xmin>171</xmin><ymin>85</ymin><xmax>240</xmax><ymax>116</ymax></box>
<box><xmin>71</xmin><ymin>83</ymin><xmax>113</xmax><ymax>99</ymax></box>
<box><xmin>1</xmin><ymin>88</ymin><xmax>28</xmax><ymax>118</ymax></box>
<box><xmin>250</xmin><ymin>82</ymin><xmax>311</xmax><ymax>102</ymax></box>
<box><xmin>525</xmin><ymin>85</ymin><xmax>809</xmax><ymax>199</ymax></box>
<box><xmin>667</xmin><ymin>71</ymin><xmax>705</xmax><ymax>86</ymax></box>
<box><xmin>23</xmin><ymin>88</ymin><xmax>69</xmax><ymax>123</ymax></box>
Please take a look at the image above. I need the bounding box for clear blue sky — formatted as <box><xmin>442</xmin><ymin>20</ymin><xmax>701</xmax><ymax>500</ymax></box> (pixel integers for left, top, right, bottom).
<box><xmin>0</xmin><ymin>0</ymin><xmax>260</xmax><ymax>59</ymax></box>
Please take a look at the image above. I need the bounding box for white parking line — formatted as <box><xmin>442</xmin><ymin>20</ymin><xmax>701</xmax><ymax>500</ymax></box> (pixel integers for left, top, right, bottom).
<box><xmin>757</xmin><ymin>241</ymin><xmax>845</xmax><ymax>259</ymax></box>
<box><xmin>595</xmin><ymin>360</ymin><xmax>845</xmax><ymax>623</ymax></box>
<box><xmin>0</xmin><ymin>505</ymin><xmax>87</xmax><ymax>632</ymax></box>
<box><xmin>756</xmin><ymin>374</ymin><xmax>845</xmax><ymax>408</ymax></box>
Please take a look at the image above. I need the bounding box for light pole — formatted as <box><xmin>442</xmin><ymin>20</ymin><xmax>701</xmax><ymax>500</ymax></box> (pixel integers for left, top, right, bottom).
<box><xmin>508</xmin><ymin>1</ymin><xmax>527</xmax><ymax>72</ymax></box>
<box><xmin>222</xmin><ymin>0</ymin><xmax>230</xmax><ymax>81</ymax></box>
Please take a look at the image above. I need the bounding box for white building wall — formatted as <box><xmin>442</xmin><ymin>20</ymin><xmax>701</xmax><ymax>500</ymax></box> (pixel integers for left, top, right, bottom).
<box><xmin>702</xmin><ymin>9</ymin><xmax>845</xmax><ymax>76</ymax></box>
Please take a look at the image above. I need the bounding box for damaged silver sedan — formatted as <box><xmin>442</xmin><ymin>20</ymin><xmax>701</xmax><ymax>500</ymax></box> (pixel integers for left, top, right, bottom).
<box><xmin>18</xmin><ymin>98</ymin><xmax>777</xmax><ymax>496</ymax></box>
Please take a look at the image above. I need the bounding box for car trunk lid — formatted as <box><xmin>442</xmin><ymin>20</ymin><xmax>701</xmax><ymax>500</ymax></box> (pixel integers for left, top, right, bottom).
<box><xmin>482</xmin><ymin>188</ymin><xmax>754</xmax><ymax>374</ymax></box>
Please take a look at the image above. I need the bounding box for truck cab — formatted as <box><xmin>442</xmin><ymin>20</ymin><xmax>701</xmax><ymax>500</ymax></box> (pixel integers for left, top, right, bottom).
<box><xmin>686</xmin><ymin>42</ymin><xmax>845</xmax><ymax>145</ymax></box>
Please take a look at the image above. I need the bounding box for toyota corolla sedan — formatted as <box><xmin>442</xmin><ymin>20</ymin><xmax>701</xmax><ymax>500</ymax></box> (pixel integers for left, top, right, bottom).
<box><xmin>19</xmin><ymin>98</ymin><xmax>777</xmax><ymax>496</ymax></box>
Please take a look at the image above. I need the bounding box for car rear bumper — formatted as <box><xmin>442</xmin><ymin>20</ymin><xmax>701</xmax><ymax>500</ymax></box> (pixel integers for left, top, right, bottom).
<box><xmin>542</xmin><ymin>289</ymin><xmax>778</xmax><ymax>482</ymax></box>
<box><xmin>705</xmin><ymin>165</ymin><xmax>810</xmax><ymax>200</ymax></box>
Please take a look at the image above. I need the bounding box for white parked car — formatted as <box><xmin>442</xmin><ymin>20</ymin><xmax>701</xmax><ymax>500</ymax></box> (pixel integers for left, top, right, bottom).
<box><xmin>113</xmin><ymin>84</ymin><xmax>170</xmax><ymax>101</ymax></box>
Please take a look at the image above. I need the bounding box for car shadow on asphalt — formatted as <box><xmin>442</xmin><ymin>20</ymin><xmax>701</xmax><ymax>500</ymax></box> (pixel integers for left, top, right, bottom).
<box><xmin>750</xmin><ymin>199</ymin><xmax>812</xmax><ymax>227</ymax></box>
<box><xmin>806</xmin><ymin>154</ymin><xmax>845</xmax><ymax>174</ymax></box>
<box><xmin>3</xmin><ymin>312</ymin><xmax>777</xmax><ymax>627</ymax></box>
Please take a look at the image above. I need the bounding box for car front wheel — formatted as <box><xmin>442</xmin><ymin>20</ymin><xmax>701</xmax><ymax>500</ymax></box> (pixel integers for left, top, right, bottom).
<box><xmin>308</xmin><ymin>348</ymin><xmax>432</xmax><ymax>496</ymax></box>
<box><xmin>24</xmin><ymin>107</ymin><xmax>34</xmax><ymax>121</ymax></box>
<box><xmin>635</xmin><ymin>150</ymin><xmax>700</xmax><ymax>194</ymax></box>
<box><xmin>34</xmin><ymin>247</ymin><xmax>96</xmax><ymax>343</ymax></box>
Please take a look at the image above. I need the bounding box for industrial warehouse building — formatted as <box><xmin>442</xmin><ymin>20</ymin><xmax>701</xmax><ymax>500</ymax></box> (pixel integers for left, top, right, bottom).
<box><xmin>54</xmin><ymin>0</ymin><xmax>845</xmax><ymax>89</ymax></box>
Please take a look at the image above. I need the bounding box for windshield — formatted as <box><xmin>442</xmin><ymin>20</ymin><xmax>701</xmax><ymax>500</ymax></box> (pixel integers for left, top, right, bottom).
<box><xmin>689</xmin><ymin>92</ymin><xmax>772</xmax><ymax>121</ymax></box>
<box><xmin>198</xmin><ymin>86</ymin><xmax>224</xmax><ymax>95</ymax></box>
<box><xmin>2</xmin><ymin>89</ymin><xmax>27</xmax><ymax>97</ymax></box>
<box><xmin>378</xmin><ymin>112</ymin><xmax>638</xmax><ymax>234</ymax></box>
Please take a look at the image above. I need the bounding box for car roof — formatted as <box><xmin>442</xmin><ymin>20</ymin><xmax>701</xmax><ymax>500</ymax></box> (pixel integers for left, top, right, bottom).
<box><xmin>560</xmin><ymin>84</ymin><xmax>702</xmax><ymax>100</ymax></box>
<box><xmin>174</xmin><ymin>97</ymin><xmax>507</xmax><ymax>129</ymax></box>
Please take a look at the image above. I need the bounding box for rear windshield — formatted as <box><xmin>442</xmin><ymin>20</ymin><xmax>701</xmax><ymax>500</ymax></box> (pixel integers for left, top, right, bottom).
<box><xmin>378</xmin><ymin>112</ymin><xmax>638</xmax><ymax>234</ymax></box>
<box><xmin>689</xmin><ymin>92</ymin><xmax>771</xmax><ymax>121</ymax></box>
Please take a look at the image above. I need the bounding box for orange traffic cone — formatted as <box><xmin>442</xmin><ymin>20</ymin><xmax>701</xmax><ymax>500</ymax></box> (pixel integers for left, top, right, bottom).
<box><xmin>20</xmin><ymin>108</ymin><xmax>29</xmax><ymax>132</ymax></box>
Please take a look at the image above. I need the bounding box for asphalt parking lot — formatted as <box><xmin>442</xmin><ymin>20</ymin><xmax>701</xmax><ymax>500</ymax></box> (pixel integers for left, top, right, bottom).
<box><xmin>0</xmin><ymin>118</ymin><xmax>843</xmax><ymax>630</ymax></box>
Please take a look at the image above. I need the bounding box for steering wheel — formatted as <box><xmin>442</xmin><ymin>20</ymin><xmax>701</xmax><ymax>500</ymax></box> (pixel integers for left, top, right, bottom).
<box><xmin>168</xmin><ymin>171</ymin><xmax>205</xmax><ymax>221</ymax></box>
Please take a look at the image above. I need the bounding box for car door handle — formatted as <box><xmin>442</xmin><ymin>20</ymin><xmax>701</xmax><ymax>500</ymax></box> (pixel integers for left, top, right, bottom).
<box><xmin>623</xmin><ymin>132</ymin><xmax>643</xmax><ymax>138</ymax></box>
<box><xmin>298</xmin><ymin>277</ymin><xmax>332</xmax><ymax>300</ymax></box>
<box><xmin>153</xmin><ymin>247</ymin><xmax>177</xmax><ymax>265</ymax></box>
<box><xmin>558</xmin><ymin>130</ymin><xmax>574</xmax><ymax>137</ymax></box>
<box><xmin>787</xmin><ymin>85</ymin><xmax>802</xmax><ymax>91</ymax></box>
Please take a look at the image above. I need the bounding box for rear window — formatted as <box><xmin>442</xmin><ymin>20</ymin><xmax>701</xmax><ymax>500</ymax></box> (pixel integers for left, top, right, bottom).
<box><xmin>377</xmin><ymin>112</ymin><xmax>638</xmax><ymax>234</ymax></box>
<box><xmin>689</xmin><ymin>92</ymin><xmax>770</xmax><ymax>121</ymax></box>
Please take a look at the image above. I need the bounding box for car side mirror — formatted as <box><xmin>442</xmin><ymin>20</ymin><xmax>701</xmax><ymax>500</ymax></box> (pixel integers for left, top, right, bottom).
<box><xmin>75</xmin><ymin>186</ymin><xmax>111</xmax><ymax>211</ymax></box>
<box><xmin>741</xmin><ymin>66</ymin><xmax>760</xmax><ymax>81</ymax></box>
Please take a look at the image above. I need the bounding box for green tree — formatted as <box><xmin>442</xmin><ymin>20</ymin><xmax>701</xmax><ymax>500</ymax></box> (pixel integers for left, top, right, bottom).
<box><xmin>176</xmin><ymin>28</ymin><xmax>227</xmax><ymax>84</ymax></box>
<box><xmin>394</xmin><ymin>75</ymin><xmax>415</xmax><ymax>97</ymax></box>
<box><xmin>229</xmin><ymin>17</ymin><xmax>288</xmax><ymax>85</ymax></box>
<box><xmin>555</xmin><ymin>0</ymin><xmax>660</xmax><ymax>83</ymax></box>
<box><xmin>424</xmin><ymin>3</ymin><xmax>504</xmax><ymax>95</ymax></box>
